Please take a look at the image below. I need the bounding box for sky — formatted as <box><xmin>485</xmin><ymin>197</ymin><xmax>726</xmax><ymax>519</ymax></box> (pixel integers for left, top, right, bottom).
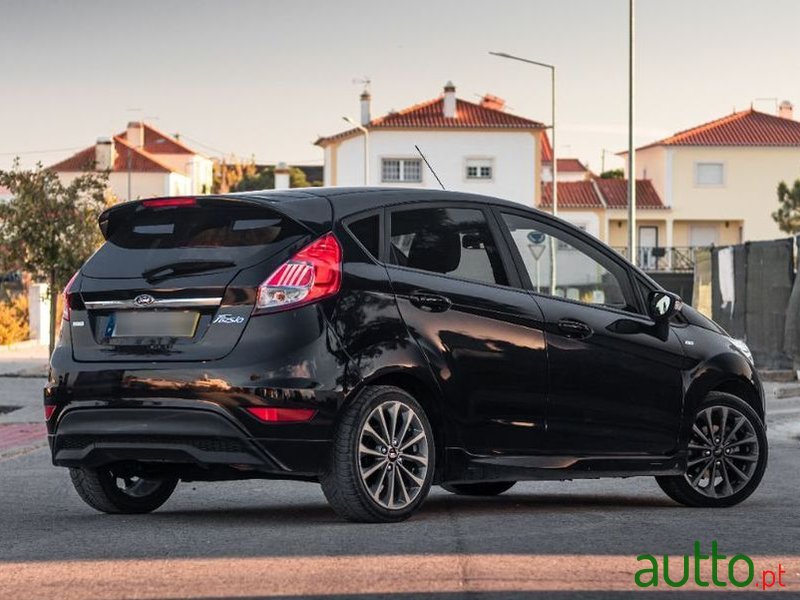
<box><xmin>2</xmin><ymin>0</ymin><xmax>799</xmax><ymax>173</ymax></box>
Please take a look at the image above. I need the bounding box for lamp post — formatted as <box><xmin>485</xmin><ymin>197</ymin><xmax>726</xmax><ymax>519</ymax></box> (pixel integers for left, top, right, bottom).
<box><xmin>490</xmin><ymin>51</ymin><xmax>558</xmax><ymax>293</ymax></box>
<box><xmin>343</xmin><ymin>116</ymin><xmax>369</xmax><ymax>185</ymax></box>
<box><xmin>627</xmin><ymin>0</ymin><xmax>637</xmax><ymax>266</ymax></box>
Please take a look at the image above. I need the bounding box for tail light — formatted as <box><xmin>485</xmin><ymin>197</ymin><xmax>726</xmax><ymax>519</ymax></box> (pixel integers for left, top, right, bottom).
<box><xmin>44</xmin><ymin>405</ymin><xmax>56</xmax><ymax>421</ymax></box>
<box><xmin>246</xmin><ymin>407</ymin><xmax>317</xmax><ymax>422</ymax></box>
<box><xmin>61</xmin><ymin>271</ymin><xmax>79</xmax><ymax>322</ymax></box>
<box><xmin>141</xmin><ymin>197</ymin><xmax>197</xmax><ymax>208</ymax></box>
<box><xmin>254</xmin><ymin>233</ymin><xmax>342</xmax><ymax>314</ymax></box>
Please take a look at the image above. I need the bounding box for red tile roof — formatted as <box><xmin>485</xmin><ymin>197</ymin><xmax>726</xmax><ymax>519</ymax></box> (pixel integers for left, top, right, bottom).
<box><xmin>594</xmin><ymin>179</ymin><xmax>666</xmax><ymax>209</ymax></box>
<box><xmin>541</xmin><ymin>181</ymin><xmax>603</xmax><ymax>209</ymax></box>
<box><xmin>49</xmin><ymin>136</ymin><xmax>173</xmax><ymax>173</ymax></box>
<box><xmin>316</xmin><ymin>96</ymin><xmax>544</xmax><ymax>145</ymax></box>
<box><xmin>539</xmin><ymin>179</ymin><xmax>665</xmax><ymax>210</ymax></box>
<box><xmin>553</xmin><ymin>158</ymin><xmax>589</xmax><ymax>172</ymax></box>
<box><xmin>629</xmin><ymin>109</ymin><xmax>800</xmax><ymax>151</ymax></box>
<box><xmin>117</xmin><ymin>122</ymin><xmax>198</xmax><ymax>155</ymax></box>
<box><xmin>541</xmin><ymin>133</ymin><xmax>553</xmax><ymax>162</ymax></box>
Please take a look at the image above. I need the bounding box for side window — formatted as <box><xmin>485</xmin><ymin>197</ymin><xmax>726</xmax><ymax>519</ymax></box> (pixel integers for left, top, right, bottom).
<box><xmin>389</xmin><ymin>207</ymin><xmax>508</xmax><ymax>286</ymax></box>
<box><xmin>501</xmin><ymin>213</ymin><xmax>634</xmax><ymax>311</ymax></box>
<box><xmin>347</xmin><ymin>214</ymin><xmax>380</xmax><ymax>259</ymax></box>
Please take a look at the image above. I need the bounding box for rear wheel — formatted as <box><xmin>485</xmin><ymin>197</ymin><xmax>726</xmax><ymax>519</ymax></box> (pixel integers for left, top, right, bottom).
<box><xmin>441</xmin><ymin>481</ymin><xmax>516</xmax><ymax>496</ymax></box>
<box><xmin>69</xmin><ymin>465</ymin><xmax>178</xmax><ymax>514</ymax></box>
<box><xmin>321</xmin><ymin>385</ymin><xmax>435</xmax><ymax>523</ymax></box>
<box><xmin>656</xmin><ymin>392</ymin><xmax>767</xmax><ymax>508</ymax></box>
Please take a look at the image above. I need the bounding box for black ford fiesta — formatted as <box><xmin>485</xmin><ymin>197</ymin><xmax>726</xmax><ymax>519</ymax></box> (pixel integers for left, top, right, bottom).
<box><xmin>46</xmin><ymin>187</ymin><xmax>767</xmax><ymax>522</ymax></box>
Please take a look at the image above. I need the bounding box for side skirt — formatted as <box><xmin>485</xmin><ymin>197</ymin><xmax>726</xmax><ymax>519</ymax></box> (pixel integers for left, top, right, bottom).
<box><xmin>441</xmin><ymin>448</ymin><xmax>685</xmax><ymax>484</ymax></box>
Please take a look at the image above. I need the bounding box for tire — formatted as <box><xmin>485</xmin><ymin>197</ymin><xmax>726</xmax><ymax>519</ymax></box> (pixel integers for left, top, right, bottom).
<box><xmin>441</xmin><ymin>481</ymin><xmax>516</xmax><ymax>496</ymax></box>
<box><xmin>656</xmin><ymin>392</ymin><xmax>768</xmax><ymax>508</ymax></box>
<box><xmin>321</xmin><ymin>385</ymin><xmax>435</xmax><ymax>523</ymax></box>
<box><xmin>70</xmin><ymin>465</ymin><xmax>178</xmax><ymax>514</ymax></box>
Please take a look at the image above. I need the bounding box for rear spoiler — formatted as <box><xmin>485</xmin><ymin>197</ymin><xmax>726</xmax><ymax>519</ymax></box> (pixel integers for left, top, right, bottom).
<box><xmin>98</xmin><ymin>192</ymin><xmax>332</xmax><ymax>240</ymax></box>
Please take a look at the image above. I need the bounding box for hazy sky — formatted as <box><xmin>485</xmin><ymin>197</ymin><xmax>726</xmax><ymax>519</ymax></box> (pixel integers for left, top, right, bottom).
<box><xmin>2</xmin><ymin>0</ymin><xmax>799</xmax><ymax>173</ymax></box>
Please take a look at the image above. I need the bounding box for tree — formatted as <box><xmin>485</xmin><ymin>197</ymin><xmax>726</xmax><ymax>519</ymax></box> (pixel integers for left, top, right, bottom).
<box><xmin>0</xmin><ymin>160</ymin><xmax>110</xmax><ymax>355</ymax></box>
<box><xmin>772</xmin><ymin>179</ymin><xmax>800</xmax><ymax>234</ymax></box>
<box><xmin>233</xmin><ymin>165</ymin><xmax>312</xmax><ymax>191</ymax></box>
<box><xmin>599</xmin><ymin>168</ymin><xmax>625</xmax><ymax>179</ymax></box>
<box><xmin>212</xmin><ymin>156</ymin><xmax>257</xmax><ymax>193</ymax></box>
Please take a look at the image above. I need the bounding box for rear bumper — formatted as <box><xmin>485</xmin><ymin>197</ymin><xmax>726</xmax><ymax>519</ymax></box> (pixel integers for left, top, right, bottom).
<box><xmin>49</xmin><ymin>406</ymin><xmax>331</xmax><ymax>478</ymax></box>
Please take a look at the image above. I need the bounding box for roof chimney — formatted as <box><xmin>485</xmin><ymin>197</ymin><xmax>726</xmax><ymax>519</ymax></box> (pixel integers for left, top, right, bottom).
<box><xmin>443</xmin><ymin>81</ymin><xmax>456</xmax><ymax>118</ymax></box>
<box><xmin>274</xmin><ymin>162</ymin><xmax>290</xmax><ymax>190</ymax></box>
<box><xmin>360</xmin><ymin>90</ymin><xmax>371</xmax><ymax>126</ymax></box>
<box><xmin>94</xmin><ymin>137</ymin><xmax>115</xmax><ymax>171</ymax></box>
<box><xmin>779</xmin><ymin>100</ymin><xmax>794</xmax><ymax>120</ymax></box>
<box><xmin>126</xmin><ymin>121</ymin><xmax>144</xmax><ymax>148</ymax></box>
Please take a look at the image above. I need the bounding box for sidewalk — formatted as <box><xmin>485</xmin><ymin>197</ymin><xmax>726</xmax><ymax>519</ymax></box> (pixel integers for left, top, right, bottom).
<box><xmin>0</xmin><ymin>343</ymin><xmax>49</xmax><ymax>458</ymax></box>
<box><xmin>0</xmin><ymin>342</ymin><xmax>49</xmax><ymax>377</ymax></box>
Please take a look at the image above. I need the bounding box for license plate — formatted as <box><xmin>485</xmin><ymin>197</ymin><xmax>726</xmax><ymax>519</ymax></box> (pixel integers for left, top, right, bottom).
<box><xmin>110</xmin><ymin>311</ymin><xmax>200</xmax><ymax>338</ymax></box>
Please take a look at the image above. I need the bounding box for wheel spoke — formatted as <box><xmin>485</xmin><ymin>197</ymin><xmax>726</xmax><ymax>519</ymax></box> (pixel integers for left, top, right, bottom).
<box><xmin>401</xmin><ymin>431</ymin><xmax>425</xmax><ymax>452</ymax></box>
<box><xmin>725</xmin><ymin>435</ymin><xmax>757</xmax><ymax>449</ymax></box>
<box><xmin>725</xmin><ymin>458</ymin><xmax>749</xmax><ymax>482</ymax></box>
<box><xmin>397</xmin><ymin>410</ymin><xmax>413</xmax><ymax>446</ymax></box>
<box><xmin>704</xmin><ymin>409</ymin><xmax>716</xmax><ymax>443</ymax></box>
<box><xmin>396</xmin><ymin>468</ymin><xmax>410</xmax><ymax>504</ymax></box>
<box><xmin>399</xmin><ymin>462</ymin><xmax>424</xmax><ymax>486</ymax></box>
<box><xmin>724</xmin><ymin>416</ymin><xmax>746</xmax><ymax>444</ymax></box>
<box><xmin>370</xmin><ymin>464</ymin><xmax>389</xmax><ymax>502</ymax></box>
<box><xmin>692</xmin><ymin>424</ymin><xmax>713</xmax><ymax>447</ymax></box>
<box><xmin>360</xmin><ymin>444</ymin><xmax>385</xmax><ymax>458</ymax></box>
<box><xmin>361</xmin><ymin>459</ymin><xmax>387</xmax><ymax>479</ymax></box>
<box><xmin>376</xmin><ymin>406</ymin><xmax>392</xmax><ymax>446</ymax></box>
<box><xmin>363</xmin><ymin>422</ymin><xmax>388</xmax><ymax>446</ymax></box>
<box><xmin>690</xmin><ymin>459</ymin><xmax>713</xmax><ymax>486</ymax></box>
<box><xmin>718</xmin><ymin>459</ymin><xmax>734</xmax><ymax>496</ymax></box>
<box><xmin>400</xmin><ymin>452</ymin><xmax>428</xmax><ymax>466</ymax></box>
<box><xmin>728</xmin><ymin>453</ymin><xmax>758</xmax><ymax>462</ymax></box>
<box><xmin>389</xmin><ymin>402</ymin><xmax>400</xmax><ymax>444</ymax></box>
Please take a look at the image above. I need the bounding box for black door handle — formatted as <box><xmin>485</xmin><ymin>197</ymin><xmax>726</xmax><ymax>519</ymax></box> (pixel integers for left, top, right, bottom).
<box><xmin>557</xmin><ymin>318</ymin><xmax>593</xmax><ymax>339</ymax></box>
<box><xmin>409</xmin><ymin>293</ymin><xmax>452</xmax><ymax>313</ymax></box>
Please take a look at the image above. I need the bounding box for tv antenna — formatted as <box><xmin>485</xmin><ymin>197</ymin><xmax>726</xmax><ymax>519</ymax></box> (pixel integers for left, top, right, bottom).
<box><xmin>414</xmin><ymin>145</ymin><xmax>445</xmax><ymax>190</ymax></box>
<box><xmin>352</xmin><ymin>76</ymin><xmax>371</xmax><ymax>93</ymax></box>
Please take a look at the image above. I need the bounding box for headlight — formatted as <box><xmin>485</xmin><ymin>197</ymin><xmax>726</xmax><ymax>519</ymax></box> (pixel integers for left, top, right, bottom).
<box><xmin>729</xmin><ymin>338</ymin><xmax>754</xmax><ymax>364</ymax></box>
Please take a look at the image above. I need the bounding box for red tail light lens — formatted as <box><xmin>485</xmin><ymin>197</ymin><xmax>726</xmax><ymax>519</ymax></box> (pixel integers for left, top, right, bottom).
<box><xmin>141</xmin><ymin>197</ymin><xmax>197</xmax><ymax>208</ymax></box>
<box><xmin>254</xmin><ymin>233</ymin><xmax>342</xmax><ymax>314</ymax></box>
<box><xmin>246</xmin><ymin>407</ymin><xmax>317</xmax><ymax>422</ymax></box>
<box><xmin>61</xmin><ymin>271</ymin><xmax>79</xmax><ymax>322</ymax></box>
<box><xmin>44</xmin><ymin>405</ymin><xmax>56</xmax><ymax>420</ymax></box>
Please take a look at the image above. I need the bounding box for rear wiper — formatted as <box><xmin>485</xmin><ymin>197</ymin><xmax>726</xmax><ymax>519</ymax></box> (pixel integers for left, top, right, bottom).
<box><xmin>142</xmin><ymin>260</ymin><xmax>236</xmax><ymax>283</ymax></box>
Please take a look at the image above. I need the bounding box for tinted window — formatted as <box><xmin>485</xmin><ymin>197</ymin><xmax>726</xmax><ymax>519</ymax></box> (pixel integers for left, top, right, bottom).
<box><xmin>347</xmin><ymin>215</ymin><xmax>380</xmax><ymax>259</ymax></box>
<box><xmin>389</xmin><ymin>207</ymin><xmax>507</xmax><ymax>286</ymax></box>
<box><xmin>84</xmin><ymin>202</ymin><xmax>306</xmax><ymax>278</ymax></box>
<box><xmin>502</xmin><ymin>213</ymin><xmax>632</xmax><ymax>310</ymax></box>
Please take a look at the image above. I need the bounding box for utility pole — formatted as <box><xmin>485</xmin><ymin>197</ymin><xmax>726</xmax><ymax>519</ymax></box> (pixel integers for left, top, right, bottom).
<box><xmin>627</xmin><ymin>0</ymin><xmax>637</xmax><ymax>266</ymax></box>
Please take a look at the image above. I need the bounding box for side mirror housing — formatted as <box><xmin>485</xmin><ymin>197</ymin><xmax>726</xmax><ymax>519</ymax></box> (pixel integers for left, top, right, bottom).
<box><xmin>648</xmin><ymin>290</ymin><xmax>683</xmax><ymax>322</ymax></box>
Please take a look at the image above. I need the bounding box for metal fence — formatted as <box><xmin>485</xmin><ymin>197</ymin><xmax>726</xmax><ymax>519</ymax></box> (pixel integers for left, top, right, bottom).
<box><xmin>694</xmin><ymin>238</ymin><xmax>798</xmax><ymax>370</ymax></box>
<box><xmin>613</xmin><ymin>246</ymin><xmax>703</xmax><ymax>272</ymax></box>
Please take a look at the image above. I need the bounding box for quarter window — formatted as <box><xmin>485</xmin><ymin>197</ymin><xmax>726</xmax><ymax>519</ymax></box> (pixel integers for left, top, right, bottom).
<box><xmin>389</xmin><ymin>207</ymin><xmax>508</xmax><ymax>286</ymax></box>
<box><xmin>347</xmin><ymin>214</ymin><xmax>380</xmax><ymax>259</ymax></box>
<box><xmin>501</xmin><ymin>213</ymin><xmax>632</xmax><ymax>310</ymax></box>
<box><xmin>382</xmin><ymin>158</ymin><xmax>422</xmax><ymax>183</ymax></box>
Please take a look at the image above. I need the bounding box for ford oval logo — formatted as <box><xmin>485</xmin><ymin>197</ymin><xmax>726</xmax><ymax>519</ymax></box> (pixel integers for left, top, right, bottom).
<box><xmin>134</xmin><ymin>294</ymin><xmax>156</xmax><ymax>307</ymax></box>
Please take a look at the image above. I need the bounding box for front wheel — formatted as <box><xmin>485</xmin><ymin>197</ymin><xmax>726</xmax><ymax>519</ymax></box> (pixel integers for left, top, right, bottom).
<box><xmin>656</xmin><ymin>392</ymin><xmax>768</xmax><ymax>508</ymax></box>
<box><xmin>70</xmin><ymin>465</ymin><xmax>178</xmax><ymax>514</ymax></box>
<box><xmin>321</xmin><ymin>385</ymin><xmax>435</xmax><ymax>523</ymax></box>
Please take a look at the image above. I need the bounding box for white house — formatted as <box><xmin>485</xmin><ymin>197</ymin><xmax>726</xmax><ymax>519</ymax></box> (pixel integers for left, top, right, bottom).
<box><xmin>50</xmin><ymin>122</ymin><xmax>213</xmax><ymax>201</ymax></box>
<box><xmin>315</xmin><ymin>83</ymin><xmax>547</xmax><ymax>207</ymax></box>
<box><xmin>540</xmin><ymin>134</ymin><xmax>593</xmax><ymax>182</ymax></box>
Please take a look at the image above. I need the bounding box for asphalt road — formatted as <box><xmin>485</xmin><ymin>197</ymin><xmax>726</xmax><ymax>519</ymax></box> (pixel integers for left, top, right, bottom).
<box><xmin>1</xmin><ymin>376</ymin><xmax>799</xmax><ymax>599</ymax></box>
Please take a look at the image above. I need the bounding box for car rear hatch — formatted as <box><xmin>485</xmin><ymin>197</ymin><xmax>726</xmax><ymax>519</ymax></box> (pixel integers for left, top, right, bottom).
<box><xmin>71</xmin><ymin>196</ymin><xmax>319</xmax><ymax>362</ymax></box>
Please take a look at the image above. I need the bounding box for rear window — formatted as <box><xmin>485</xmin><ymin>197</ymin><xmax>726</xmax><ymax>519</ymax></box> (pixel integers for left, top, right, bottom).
<box><xmin>84</xmin><ymin>201</ymin><xmax>307</xmax><ymax>278</ymax></box>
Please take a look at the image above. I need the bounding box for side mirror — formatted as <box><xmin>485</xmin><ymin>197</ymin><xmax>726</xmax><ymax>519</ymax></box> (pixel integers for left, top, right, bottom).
<box><xmin>648</xmin><ymin>290</ymin><xmax>683</xmax><ymax>322</ymax></box>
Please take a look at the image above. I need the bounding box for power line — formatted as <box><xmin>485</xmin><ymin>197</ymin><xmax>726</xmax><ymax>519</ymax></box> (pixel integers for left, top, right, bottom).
<box><xmin>0</xmin><ymin>146</ymin><xmax>82</xmax><ymax>156</ymax></box>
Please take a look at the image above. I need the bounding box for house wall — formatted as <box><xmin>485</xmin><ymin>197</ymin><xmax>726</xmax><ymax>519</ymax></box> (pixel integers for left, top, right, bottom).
<box><xmin>555</xmin><ymin>209</ymin><xmax>605</xmax><ymax>241</ymax></box>
<box><xmin>542</xmin><ymin>165</ymin><xmax>588</xmax><ymax>182</ymax></box>
<box><xmin>634</xmin><ymin>145</ymin><xmax>800</xmax><ymax>241</ymax></box>
<box><xmin>606</xmin><ymin>216</ymin><xmax>669</xmax><ymax>248</ymax></box>
<box><xmin>671</xmin><ymin>220</ymin><xmax>743</xmax><ymax>247</ymax></box>
<box><xmin>151</xmin><ymin>154</ymin><xmax>214</xmax><ymax>194</ymax></box>
<box><xmin>331</xmin><ymin>129</ymin><xmax>541</xmax><ymax>207</ymax></box>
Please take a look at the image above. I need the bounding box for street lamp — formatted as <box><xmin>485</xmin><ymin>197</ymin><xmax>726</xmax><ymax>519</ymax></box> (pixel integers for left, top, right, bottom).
<box><xmin>627</xmin><ymin>0</ymin><xmax>637</xmax><ymax>266</ymax></box>
<box><xmin>343</xmin><ymin>116</ymin><xmax>369</xmax><ymax>186</ymax></box>
<box><xmin>489</xmin><ymin>51</ymin><xmax>557</xmax><ymax>217</ymax></box>
<box><xmin>490</xmin><ymin>51</ymin><xmax>558</xmax><ymax>293</ymax></box>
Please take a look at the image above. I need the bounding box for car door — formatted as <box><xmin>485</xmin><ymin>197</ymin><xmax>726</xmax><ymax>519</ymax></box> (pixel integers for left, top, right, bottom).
<box><xmin>384</xmin><ymin>202</ymin><xmax>548</xmax><ymax>456</ymax></box>
<box><xmin>496</xmin><ymin>209</ymin><xmax>685</xmax><ymax>456</ymax></box>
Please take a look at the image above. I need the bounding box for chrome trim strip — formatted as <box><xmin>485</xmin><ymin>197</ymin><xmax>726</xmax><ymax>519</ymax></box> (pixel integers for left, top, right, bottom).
<box><xmin>84</xmin><ymin>297</ymin><xmax>223</xmax><ymax>310</ymax></box>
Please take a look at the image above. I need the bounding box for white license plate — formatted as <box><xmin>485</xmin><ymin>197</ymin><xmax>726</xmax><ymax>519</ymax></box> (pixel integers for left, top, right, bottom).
<box><xmin>111</xmin><ymin>311</ymin><xmax>199</xmax><ymax>338</ymax></box>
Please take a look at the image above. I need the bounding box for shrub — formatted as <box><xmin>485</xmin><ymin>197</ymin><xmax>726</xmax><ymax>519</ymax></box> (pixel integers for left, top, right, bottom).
<box><xmin>0</xmin><ymin>292</ymin><xmax>29</xmax><ymax>345</ymax></box>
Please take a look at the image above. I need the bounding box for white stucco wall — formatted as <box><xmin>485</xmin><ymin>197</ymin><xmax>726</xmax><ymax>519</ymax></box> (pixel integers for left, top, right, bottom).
<box><xmin>57</xmin><ymin>171</ymin><xmax>179</xmax><ymax>202</ymax></box>
<box><xmin>331</xmin><ymin>129</ymin><xmax>540</xmax><ymax>207</ymax></box>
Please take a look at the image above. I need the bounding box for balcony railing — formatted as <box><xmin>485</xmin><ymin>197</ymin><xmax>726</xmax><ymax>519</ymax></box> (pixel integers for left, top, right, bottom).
<box><xmin>611</xmin><ymin>246</ymin><xmax>707</xmax><ymax>272</ymax></box>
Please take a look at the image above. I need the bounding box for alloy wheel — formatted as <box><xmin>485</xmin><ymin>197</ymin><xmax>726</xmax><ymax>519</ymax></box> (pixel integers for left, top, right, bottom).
<box><xmin>358</xmin><ymin>400</ymin><xmax>430</xmax><ymax>510</ymax></box>
<box><xmin>685</xmin><ymin>405</ymin><xmax>760</xmax><ymax>498</ymax></box>
<box><xmin>109</xmin><ymin>470</ymin><xmax>163</xmax><ymax>498</ymax></box>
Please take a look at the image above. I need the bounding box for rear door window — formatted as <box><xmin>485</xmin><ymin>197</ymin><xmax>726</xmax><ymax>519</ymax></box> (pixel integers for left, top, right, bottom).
<box><xmin>84</xmin><ymin>200</ymin><xmax>307</xmax><ymax>278</ymax></box>
<box><xmin>388</xmin><ymin>206</ymin><xmax>508</xmax><ymax>286</ymax></box>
